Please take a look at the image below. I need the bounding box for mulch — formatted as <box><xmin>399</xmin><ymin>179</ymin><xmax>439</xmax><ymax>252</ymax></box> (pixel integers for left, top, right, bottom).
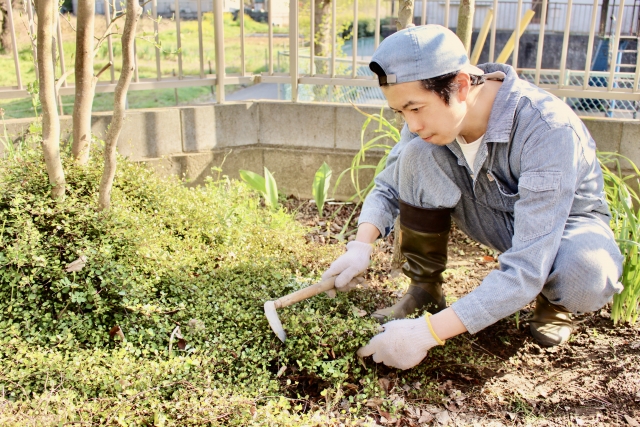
<box><xmin>284</xmin><ymin>196</ymin><xmax>640</xmax><ymax>426</ymax></box>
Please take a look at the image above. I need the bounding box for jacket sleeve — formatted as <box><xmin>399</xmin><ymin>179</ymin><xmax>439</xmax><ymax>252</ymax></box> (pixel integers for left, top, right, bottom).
<box><xmin>357</xmin><ymin>124</ymin><xmax>416</xmax><ymax>237</ymax></box>
<box><xmin>451</xmin><ymin>125</ymin><xmax>582</xmax><ymax>334</ymax></box>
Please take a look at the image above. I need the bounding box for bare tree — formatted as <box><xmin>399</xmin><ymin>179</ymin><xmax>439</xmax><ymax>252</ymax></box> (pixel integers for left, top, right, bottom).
<box><xmin>98</xmin><ymin>0</ymin><xmax>141</xmax><ymax>211</ymax></box>
<box><xmin>0</xmin><ymin>0</ymin><xmax>11</xmax><ymax>52</ymax></box>
<box><xmin>37</xmin><ymin>0</ymin><xmax>66</xmax><ymax>199</ymax></box>
<box><xmin>313</xmin><ymin>0</ymin><xmax>331</xmax><ymax>73</ymax></box>
<box><xmin>72</xmin><ymin>0</ymin><xmax>95</xmax><ymax>165</ymax></box>
<box><xmin>396</xmin><ymin>0</ymin><xmax>414</xmax><ymax>30</ymax></box>
<box><xmin>456</xmin><ymin>0</ymin><xmax>475</xmax><ymax>51</ymax></box>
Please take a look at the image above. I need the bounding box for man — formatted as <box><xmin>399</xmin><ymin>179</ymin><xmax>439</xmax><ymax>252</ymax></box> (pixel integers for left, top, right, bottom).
<box><xmin>321</xmin><ymin>25</ymin><xmax>623</xmax><ymax>370</ymax></box>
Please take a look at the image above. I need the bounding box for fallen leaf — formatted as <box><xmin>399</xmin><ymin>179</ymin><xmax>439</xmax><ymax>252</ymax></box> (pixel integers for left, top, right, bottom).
<box><xmin>378</xmin><ymin>378</ymin><xmax>391</xmax><ymax>394</ymax></box>
<box><xmin>378</xmin><ymin>409</ymin><xmax>391</xmax><ymax>421</ymax></box>
<box><xmin>418</xmin><ymin>413</ymin><xmax>434</xmax><ymax>424</ymax></box>
<box><xmin>65</xmin><ymin>255</ymin><xmax>87</xmax><ymax>273</ymax></box>
<box><xmin>483</xmin><ymin>255</ymin><xmax>495</xmax><ymax>262</ymax></box>
<box><xmin>365</xmin><ymin>398</ymin><xmax>383</xmax><ymax>408</ymax></box>
<box><xmin>276</xmin><ymin>366</ymin><xmax>287</xmax><ymax>377</ymax></box>
<box><xmin>506</xmin><ymin>412</ymin><xmax>517</xmax><ymax>420</ymax></box>
<box><xmin>435</xmin><ymin>410</ymin><xmax>451</xmax><ymax>425</ymax></box>
<box><xmin>109</xmin><ymin>325</ymin><xmax>125</xmax><ymax>341</ymax></box>
<box><xmin>177</xmin><ymin>338</ymin><xmax>186</xmax><ymax>350</ymax></box>
<box><xmin>352</xmin><ymin>306</ymin><xmax>367</xmax><ymax>317</ymax></box>
<box><xmin>625</xmin><ymin>415</ymin><xmax>640</xmax><ymax>427</ymax></box>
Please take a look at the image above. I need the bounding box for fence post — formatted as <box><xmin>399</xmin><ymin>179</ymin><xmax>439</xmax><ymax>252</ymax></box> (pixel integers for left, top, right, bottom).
<box><xmin>290</xmin><ymin>0</ymin><xmax>299</xmax><ymax>101</ymax></box>
<box><xmin>213</xmin><ymin>0</ymin><xmax>226</xmax><ymax>103</ymax></box>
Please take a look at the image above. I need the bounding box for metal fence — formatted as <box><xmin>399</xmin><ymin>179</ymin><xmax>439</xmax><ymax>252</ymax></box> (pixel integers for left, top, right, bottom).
<box><xmin>1</xmin><ymin>0</ymin><xmax>639</xmax><ymax>118</ymax></box>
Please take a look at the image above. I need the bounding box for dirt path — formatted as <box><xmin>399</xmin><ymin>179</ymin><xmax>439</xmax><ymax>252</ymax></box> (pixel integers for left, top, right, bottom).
<box><xmin>286</xmin><ymin>197</ymin><xmax>640</xmax><ymax>426</ymax></box>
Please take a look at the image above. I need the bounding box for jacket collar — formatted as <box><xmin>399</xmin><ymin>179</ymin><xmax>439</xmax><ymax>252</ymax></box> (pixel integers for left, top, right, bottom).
<box><xmin>478</xmin><ymin>63</ymin><xmax>524</xmax><ymax>144</ymax></box>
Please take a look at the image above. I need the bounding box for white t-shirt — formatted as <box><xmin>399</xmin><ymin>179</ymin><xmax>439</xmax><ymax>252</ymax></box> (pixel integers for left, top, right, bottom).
<box><xmin>456</xmin><ymin>134</ymin><xmax>484</xmax><ymax>174</ymax></box>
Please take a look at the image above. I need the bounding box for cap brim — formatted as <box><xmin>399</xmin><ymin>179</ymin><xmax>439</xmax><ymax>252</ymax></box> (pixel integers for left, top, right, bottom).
<box><xmin>462</xmin><ymin>64</ymin><xmax>484</xmax><ymax>76</ymax></box>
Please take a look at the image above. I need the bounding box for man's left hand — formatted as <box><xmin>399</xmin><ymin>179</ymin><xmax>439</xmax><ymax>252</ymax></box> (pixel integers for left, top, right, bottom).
<box><xmin>357</xmin><ymin>316</ymin><xmax>442</xmax><ymax>370</ymax></box>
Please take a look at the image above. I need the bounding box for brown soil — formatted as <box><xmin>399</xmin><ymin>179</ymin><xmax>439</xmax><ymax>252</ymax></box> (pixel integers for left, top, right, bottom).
<box><xmin>285</xmin><ymin>197</ymin><xmax>640</xmax><ymax>427</ymax></box>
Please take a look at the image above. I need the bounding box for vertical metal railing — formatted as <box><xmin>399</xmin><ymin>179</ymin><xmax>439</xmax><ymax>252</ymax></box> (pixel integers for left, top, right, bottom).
<box><xmin>290</xmin><ymin>0</ymin><xmax>299</xmax><ymax>101</ymax></box>
<box><xmin>310</xmin><ymin>0</ymin><xmax>315</xmax><ymax>76</ymax></box>
<box><xmin>213</xmin><ymin>0</ymin><xmax>225</xmax><ymax>103</ymax></box>
<box><xmin>444</xmin><ymin>0</ymin><xmax>450</xmax><ymax>28</ymax></box>
<box><xmin>534</xmin><ymin>0</ymin><xmax>549</xmax><ymax>85</ymax></box>
<box><xmin>558</xmin><ymin>0</ymin><xmax>574</xmax><ymax>87</ymax></box>
<box><xmin>27</xmin><ymin>0</ymin><xmax>38</xmax><ymax>77</ymax></box>
<box><xmin>352</xmin><ymin>0</ymin><xmax>358</xmax><ymax>78</ymax></box>
<box><xmin>2</xmin><ymin>0</ymin><xmax>640</xmax><ymax>112</ymax></box>
<box><xmin>489</xmin><ymin>0</ymin><xmax>499</xmax><ymax>61</ymax></box>
<box><xmin>512</xmin><ymin>0</ymin><xmax>523</xmax><ymax>68</ymax></box>
<box><xmin>608</xmin><ymin>0</ymin><xmax>627</xmax><ymax>90</ymax></box>
<box><xmin>239</xmin><ymin>0</ymin><xmax>246</xmax><ymax>76</ymax></box>
<box><xmin>197</xmin><ymin>0</ymin><xmax>205</xmax><ymax>79</ymax></box>
<box><xmin>582</xmin><ymin>0</ymin><xmax>599</xmax><ymax>90</ymax></box>
<box><xmin>6</xmin><ymin>2</ymin><xmax>22</xmax><ymax>90</ymax></box>
<box><xmin>374</xmin><ymin>0</ymin><xmax>381</xmax><ymax>49</ymax></box>
<box><xmin>268</xmin><ymin>0</ymin><xmax>273</xmax><ymax>75</ymax></box>
<box><xmin>153</xmin><ymin>0</ymin><xmax>161</xmax><ymax>80</ymax></box>
<box><xmin>105</xmin><ymin>0</ymin><xmax>116</xmax><ymax>83</ymax></box>
<box><xmin>175</xmin><ymin>0</ymin><xmax>183</xmax><ymax>79</ymax></box>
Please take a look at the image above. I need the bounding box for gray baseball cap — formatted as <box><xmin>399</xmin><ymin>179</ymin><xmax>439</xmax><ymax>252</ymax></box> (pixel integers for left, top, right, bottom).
<box><xmin>369</xmin><ymin>25</ymin><xmax>484</xmax><ymax>86</ymax></box>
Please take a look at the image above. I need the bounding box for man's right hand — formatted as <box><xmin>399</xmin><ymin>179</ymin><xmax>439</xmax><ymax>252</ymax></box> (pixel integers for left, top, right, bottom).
<box><xmin>321</xmin><ymin>241</ymin><xmax>373</xmax><ymax>292</ymax></box>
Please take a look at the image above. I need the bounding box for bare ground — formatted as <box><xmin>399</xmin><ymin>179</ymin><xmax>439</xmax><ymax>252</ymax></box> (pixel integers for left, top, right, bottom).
<box><xmin>285</xmin><ymin>197</ymin><xmax>640</xmax><ymax>427</ymax></box>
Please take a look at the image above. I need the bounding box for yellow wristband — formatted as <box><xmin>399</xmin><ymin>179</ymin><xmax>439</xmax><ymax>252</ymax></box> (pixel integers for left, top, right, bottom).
<box><xmin>425</xmin><ymin>313</ymin><xmax>445</xmax><ymax>346</ymax></box>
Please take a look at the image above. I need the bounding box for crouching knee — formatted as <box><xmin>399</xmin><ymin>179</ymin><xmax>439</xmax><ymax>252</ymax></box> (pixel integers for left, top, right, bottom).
<box><xmin>545</xmin><ymin>245</ymin><xmax>624</xmax><ymax>315</ymax></box>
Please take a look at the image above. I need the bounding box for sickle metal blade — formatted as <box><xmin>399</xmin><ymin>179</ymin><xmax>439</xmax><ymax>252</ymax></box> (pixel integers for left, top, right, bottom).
<box><xmin>264</xmin><ymin>300</ymin><xmax>286</xmax><ymax>343</ymax></box>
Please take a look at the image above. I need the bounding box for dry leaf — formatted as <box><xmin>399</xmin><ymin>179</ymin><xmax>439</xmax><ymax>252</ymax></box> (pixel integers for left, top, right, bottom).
<box><xmin>378</xmin><ymin>409</ymin><xmax>391</xmax><ymax>421</ymax></box>
<box><xmin>435</xmin><ymin>410</ymin><xmax>451</xmax><ymax>425</ymax></box>
<box><xmin>625</xmin><ymin>415</ymin><xmax>640</xmax><ymax>427</ymax></box>
<box><xmin>276</xmin><ymin>366</ymin><xmax>287</xmax><ymax>377</ymax></box>
<box><xmin>418</xmin><ymin>413</ymin><xmax>434</xmax><ymax>424</ymax></box>
<box><xmin>483</xmin><ymin>255</ymin><xmax>495</xmax><ymax>262</ymax></box>
<box><xmin>65</xmin><ymin>255</ymin><xmax>87</xmax><ymax>273</ymax></box>
<box><xmin>177</xmin><ymin>338</ymin><xmax>186</xmax><ymax>350</ymax></box>
<box><xmin>352</xmin><ymin>306</ymin><xmax>367</xmax><ymax>317</ymax></box>
<box><xmin>365</xmin><ymin>398</ymin><xmax>384</xmax><ymax>408</ymax></box>
<box><xmin>378</xmin><ymin>378</ymin><xmax>391</xmax><ymax>394</ymax></box>
<box><xmin>109</xmin><ymin>325</ymin><xmax>125</xmax><ymax>341</ymax></box>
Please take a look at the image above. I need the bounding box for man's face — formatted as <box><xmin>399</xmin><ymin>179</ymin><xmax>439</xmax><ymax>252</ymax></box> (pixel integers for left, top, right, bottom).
<box><xmin>382</xmin><ymin>80</ymin><xmax>467</xmax><ymax>146</ymax></box>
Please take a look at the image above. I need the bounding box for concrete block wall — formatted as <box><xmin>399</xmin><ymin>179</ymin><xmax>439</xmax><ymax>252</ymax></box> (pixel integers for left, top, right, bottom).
<box><xmin>1</xmin><ymin>101</ymin><xmax>638</xmax><ymax>200</ymax></box>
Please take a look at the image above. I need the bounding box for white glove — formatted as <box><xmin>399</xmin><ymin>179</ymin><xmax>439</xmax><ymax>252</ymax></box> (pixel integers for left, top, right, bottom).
<box><xmin>321</xmin><ymin>241</ymin><xmax>373</xmax><ymax>292</ymax></box>
<box><xmin>357</xmin><ymin>315</ymin><xmax>443</xmax><ymax>370</ymax></box>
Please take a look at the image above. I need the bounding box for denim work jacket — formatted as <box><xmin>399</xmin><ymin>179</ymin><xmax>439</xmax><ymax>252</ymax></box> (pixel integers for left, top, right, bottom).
<box><xmin>358</xmin><ymin>63</ymin><xmax>611</xmax><ymax>334</ymax></box>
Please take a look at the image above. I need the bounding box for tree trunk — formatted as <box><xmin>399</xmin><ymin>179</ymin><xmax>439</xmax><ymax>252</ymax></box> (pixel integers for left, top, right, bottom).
<box><xmin>391</xmin><ymin>0</ymin><xmax>415</xmax><ymax>269</ymax></box>
<box><xmin>72</xmin><ymin>0</ymin><xmax>96</xmax><ymax>165</ymax></box>
<box><xmin>37</xmin><ymin>0</ymin><xmax>66</xmax><ymax>200</ymax></box>
<box><xmin>396</xmin><ymin>0</ymin><xmax>414</xmax><ymax>30</ymax></box>
<box><xmin>456</xmin><ymin>0</ymin><xmax>475</xmax><ymax>52</ymax></box>
<box><xmin>599</xmin><ymin>0</ymin><xmax>610</xmax><ymax>36</ymax></box>
<box><xmin>0</xmin><ymin>0</ymin><xmax>11</xmax><ymax>53</ymax></box>
<box><xmin>312</xmin><ymin>0</ymin><xmax>331</xmax><ymax>99</ymax></box>
<box><xmin>98</xmin><ymin>0</ymin><xmax>141</xmax><ymax>211</ymax></box>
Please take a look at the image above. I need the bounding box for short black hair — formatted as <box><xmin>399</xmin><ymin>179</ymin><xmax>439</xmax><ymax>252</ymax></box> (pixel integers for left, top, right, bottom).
<box><xmin>376</xmin><ymin>70</ymin><xmax>486</xmax><ymax>105</ymax></box>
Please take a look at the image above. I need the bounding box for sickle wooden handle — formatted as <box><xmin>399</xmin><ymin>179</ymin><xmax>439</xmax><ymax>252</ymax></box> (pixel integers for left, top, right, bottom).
<box><xmin>273</xmin><ymin>277</ymin><xmax>336</xmax><ymax>309</ymax></box>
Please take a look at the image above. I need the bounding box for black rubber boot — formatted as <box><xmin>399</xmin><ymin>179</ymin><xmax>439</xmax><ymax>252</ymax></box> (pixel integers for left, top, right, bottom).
<box><xmin>372</xmin><ymin>201</ymin><xmax>452</xmax><ymax>323</ymax></box>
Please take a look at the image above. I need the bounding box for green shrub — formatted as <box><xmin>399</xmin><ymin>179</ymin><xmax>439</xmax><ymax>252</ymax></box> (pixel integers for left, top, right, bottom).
<box><xmin>0</xmin><ymin>146</ymin><xmax>391</xmax><ymax>420</ymax></box>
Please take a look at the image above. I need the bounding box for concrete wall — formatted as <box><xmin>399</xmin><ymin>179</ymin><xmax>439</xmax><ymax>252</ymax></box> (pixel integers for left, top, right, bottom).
<box><xmin>2</xmin><ymin>101</ymin><xmax>638</xmax><ymax>200</ymax></box>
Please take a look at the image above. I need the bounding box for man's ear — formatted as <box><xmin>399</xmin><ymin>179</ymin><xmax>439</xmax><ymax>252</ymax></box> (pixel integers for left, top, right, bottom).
<box><xmin>455</xmin><ymin>72</ymin><xmax>472</xmax><ymax>102</ymax></box>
